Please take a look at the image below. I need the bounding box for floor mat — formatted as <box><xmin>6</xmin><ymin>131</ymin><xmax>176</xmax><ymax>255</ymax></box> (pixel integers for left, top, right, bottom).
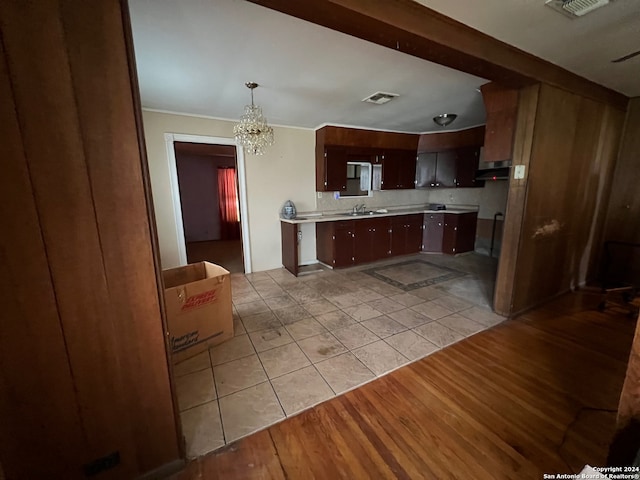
<box><xmin>362</xmin><ymin>259</ymin><xmax>466</xmax><ymax>291</ymax></box>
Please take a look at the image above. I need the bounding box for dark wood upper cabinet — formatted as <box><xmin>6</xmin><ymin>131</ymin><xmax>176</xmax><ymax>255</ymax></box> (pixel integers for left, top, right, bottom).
<box><xmin>416</xmin><ymin>147</ymin><xmax>481</xmax><ymax>189</ymax></box>
<box><xmin>481</xmin><ymin>83</ymin><xmax>519</xmax><ymax>163</ymax></box>
<box><xmin>433</xmin><ymin>150</ymin><xmax>457</xmax><ymax>188</ymax></box>
<box><xmin>317</xmin><ymin>146</ymin><xmax>347</xmax><ymax>192</ymax></box>
<box><xmin>316</xmin><ymin>126</ymin><xmax>418</xmax><ymax>191</ymax></box>
<box><xmin>381</xmin><ymin>149</ymin><xmax>418</xmax><ymax>190</ymax></box>
<box><xmin>415</xmin><ymin>152</ymin><xmax>437</xmax><ymax>188</ymax></box>
<box><xmin>455</xmin><ymin>147</ymin><xmax>482</xmax><ymax>188</ymax></box>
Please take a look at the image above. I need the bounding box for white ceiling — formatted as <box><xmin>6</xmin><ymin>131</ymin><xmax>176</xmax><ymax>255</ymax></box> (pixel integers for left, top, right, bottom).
<box><xmin>129</xmin><ymin>0</ymin><xmax>637</xmax><ymax>135</ymax></box>
<box><xmin>128</xmin><ymin>0</ymin><xmax>488</xmax><ymax>133</ymax></box>
<box><xmin>414</xmin><ymin>0</ymin><xmax>640</xmax><ymax>97</ymax></box>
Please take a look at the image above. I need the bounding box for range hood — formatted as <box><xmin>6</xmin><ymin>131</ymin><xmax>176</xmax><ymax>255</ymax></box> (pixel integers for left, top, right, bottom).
<box><xmin>476</xmin><ymin>161</ymin><xmax>511</xmax><ymax>181</ymax></box>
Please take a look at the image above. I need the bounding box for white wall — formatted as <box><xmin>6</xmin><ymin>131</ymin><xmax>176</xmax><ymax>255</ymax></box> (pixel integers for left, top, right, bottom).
<box><xmin>428</xmin><ymin>181</ymin><xmax>509</xmax><ymax>219</ymax></box>
<box><xmin>142</xmin><ymin>110</ymin><xmax>316</xmax><ymax>272</ymax></box>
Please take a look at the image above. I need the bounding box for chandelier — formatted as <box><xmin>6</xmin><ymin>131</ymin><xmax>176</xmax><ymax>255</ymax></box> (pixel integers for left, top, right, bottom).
<box><xmin>233</xmin><ymin>82</ymin><xmax>274</xmax><ymax>155</ymax></box>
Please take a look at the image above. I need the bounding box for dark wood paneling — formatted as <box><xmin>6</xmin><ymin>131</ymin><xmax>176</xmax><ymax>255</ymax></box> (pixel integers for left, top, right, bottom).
<box><xmin>248</xmin><ymin>0</ymin><xmax>627</xmax><ymax>109</ymax></box>
<box><xmin>319</xmin><ymin>125</ymin><xmax>419</xmax><ymax>150</ymax></box>
<box><xmin>603</xmin><ymin>98</ymin><xmax>640</xmax><ymax>245</ymax></box>
<box><xmin>506</xmin><ymin>84</ymin><xmax>625</xmax><ymax>315</ymax></box>
<box><xmin>0</xmin><ymin>0</ymin><xmax>180</xmax><ymax>476</ymax></box>
<box><xmin>0</xmin><ymin>37</ymin><xmax>87</xmax><ymax>480</ymax></box>
<box><xmin>281</xmin><ymin>222</ymin><xmax>298</xmax><ymax>276</ymax></box>
<box><xmin>177</xmin><ymin>293</ymin><xmax>635</xmax><ymax>479</ymax></box>
<box><xmin>494</xmin><ymin>85</ymin><xmax>540</xmax><ymax>316</ymax></box>
<box><xmin>481</xmin><ymin>83</ymin><xmax>520</xmax><ymax>163</ymax></box>
<box><xmin>62</xmin><ymin>0</ymin><xmax>180</xmax><ymax>471</ymax></box>
<box><xmin>418</xmin><ymin>126</ymin><xmax>485</xmax><ymax>152</ymax></box>
<box><xmin>618</xmin><ymin>314</ymin><xmax>640</xmax><ymax>428</ymax></box>
<box><xmin>2</xmin><ymin>1</ymin><xmax>137</xmax><ymax>474</ymax></box>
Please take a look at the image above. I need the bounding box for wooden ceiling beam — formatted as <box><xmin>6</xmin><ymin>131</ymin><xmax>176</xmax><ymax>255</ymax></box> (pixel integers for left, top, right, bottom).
<box><xmin>247</xmin><ymin>0</ymin><xmax>628</xmax><ymax>110</ymax></box>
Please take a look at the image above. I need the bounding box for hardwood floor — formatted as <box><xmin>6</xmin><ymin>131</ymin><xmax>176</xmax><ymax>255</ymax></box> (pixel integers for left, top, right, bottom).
<box><xmin>173</xmin><ymin>293</ymin><xmax>636</xmax><ymax>479</ymax></box>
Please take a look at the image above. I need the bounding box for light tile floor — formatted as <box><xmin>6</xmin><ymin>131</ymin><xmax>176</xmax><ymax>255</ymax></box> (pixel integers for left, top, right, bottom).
<box><xmin>175</xmin><ymin>253</ymin><xmax>506</xmax><ymax>458</ymax></box>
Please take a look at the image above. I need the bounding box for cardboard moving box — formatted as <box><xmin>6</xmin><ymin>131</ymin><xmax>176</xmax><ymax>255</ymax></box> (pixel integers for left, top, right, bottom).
<box><xmin>163</xmin><ymin>262</ymin><xmax>233</xmax><ymax>363</ymax></box>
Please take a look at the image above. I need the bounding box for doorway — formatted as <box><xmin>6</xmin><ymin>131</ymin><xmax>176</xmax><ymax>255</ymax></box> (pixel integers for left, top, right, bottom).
<box><xmin>165</xmin><ymin>133</ymin><xmax>252</xmax><ymax>273</ymax></box>
<box><xmin>174</xmin><ymin>141</ymin><xmax>243</xmax><ymax>273</ymax></box>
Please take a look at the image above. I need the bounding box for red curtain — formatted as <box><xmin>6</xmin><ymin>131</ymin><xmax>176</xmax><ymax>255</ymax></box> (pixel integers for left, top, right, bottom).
<box><xmin>217</xmin><ymin>167</ymin><xmax>240</xmax><ymax>240</ymax></box>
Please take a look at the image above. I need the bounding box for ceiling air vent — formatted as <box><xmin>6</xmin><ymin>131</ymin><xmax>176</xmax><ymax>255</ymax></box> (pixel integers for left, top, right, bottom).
<box><xmin>545</xmin><ymin>0</ymin><xmax>611</xmax><ymax>18</ymax></box>
<box><xmin>362</xmin><ymin>91</ymin><xmax>399</xmax><ymax>105</ymax></box>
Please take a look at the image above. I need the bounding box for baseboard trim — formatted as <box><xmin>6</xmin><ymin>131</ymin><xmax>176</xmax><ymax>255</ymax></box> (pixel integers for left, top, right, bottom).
<box><xmin>137</xmin><ymin>459</ymin><xmax>185</xmax><ymax>480</ymax></box>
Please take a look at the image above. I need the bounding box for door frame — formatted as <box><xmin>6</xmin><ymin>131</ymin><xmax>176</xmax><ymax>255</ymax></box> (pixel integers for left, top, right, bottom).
<box><xmin>164</xmin><ymin>133</ymin><xmax>252</xmax><ymax>273</ymax></box>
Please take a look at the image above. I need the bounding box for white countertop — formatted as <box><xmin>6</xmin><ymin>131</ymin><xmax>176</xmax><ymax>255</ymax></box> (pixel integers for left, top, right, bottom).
<box><xmin>281</xmin><ymin>205</ymin><xmax>479</xmax><ymax>224</ymax></box>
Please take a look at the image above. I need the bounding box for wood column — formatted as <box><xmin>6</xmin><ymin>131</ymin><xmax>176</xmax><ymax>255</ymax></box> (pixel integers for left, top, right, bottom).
<box><xmin>0</xmin><ymin>0</ymin><xmax>181</xmax><ymax>478</ymax></box>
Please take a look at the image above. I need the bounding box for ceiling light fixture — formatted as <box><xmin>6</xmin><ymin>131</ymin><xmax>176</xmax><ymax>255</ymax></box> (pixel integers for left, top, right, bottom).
<box><xmin>433</xmin><ymin>114</ymin><xmax>457</xmax><ymax>127</ymax></box>
<box><xmin>234</xmin><ymin>82</ymin><xmax>274</xmax><ymax>155</ymax></box>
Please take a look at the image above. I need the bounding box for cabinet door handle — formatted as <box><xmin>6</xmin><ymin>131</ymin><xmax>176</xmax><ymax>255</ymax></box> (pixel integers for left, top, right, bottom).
<box><xmin>430</xmin><ymin>183</ymin><xmax>435</xmax><ymax>187</ymax></box>
<box><xmin>436</xmin><ymin>183</ymin><xmax>440</xmax><ymax>186</ymax></box>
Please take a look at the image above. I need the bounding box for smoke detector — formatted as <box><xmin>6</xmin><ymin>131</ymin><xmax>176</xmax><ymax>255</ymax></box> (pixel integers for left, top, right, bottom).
<box><xmin>362</xmin><ymin>91</ymin><xmax>399</xmax><ymax>105</ymax></box>
<box><xmin>545</xmin><ymin>0</ymin><xmax>611</xmax><ymax>18</ymax></box>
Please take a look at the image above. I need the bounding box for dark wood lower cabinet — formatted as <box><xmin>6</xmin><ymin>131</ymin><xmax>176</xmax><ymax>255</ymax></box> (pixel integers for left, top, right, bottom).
<box><xmin>390</xmin><ymin>214</ymin><xmax>423</xmax><ymax>256</ymax></box>
<box><xmin>316</xmin><ymin>215</ymin><xmax>422</xmax><ymax>269</ymax></box>
<box><xmin>423</xmin><ymin>212</ymin><xmax>478</xmax><ymax>255</ymax></box>
<box><xmin>313</xmin><ymin>211</ymin><xmax>478</xmax><ymax>271</ymax></box>
<box><xmin>280</xmin><ymin>222</ymin><xmax>299</xmax><ymax>276</ymax></box>
<box><xmin>442</xmin><ymin>212</ymin><xmax>478</xmax><ymax>254</ymax></box>
<box><xmin>354</xmin><ymin>217</ymin><xmax>391</xmax><ymax>264</ymax></box>
<box><xmin>316</xmin><ymin>220</ymin><xmax>355</xmax><ymax>268</ymax></box>
<box><xmin>423</xmin><ymin>213</ymin><xmax>444</xmax><ymax>252</ymax></box>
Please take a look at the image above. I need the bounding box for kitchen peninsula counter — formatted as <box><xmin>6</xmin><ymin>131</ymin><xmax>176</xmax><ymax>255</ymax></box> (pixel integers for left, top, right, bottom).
<box><xmin>280</xmin><ymin>204</ymin><xmax>479</xmax><ymax>224</ymax></box>
<box><xmin>280</xmin><ymin>204</ymin><xmax>480</xmax><ymax>276</ymax></box>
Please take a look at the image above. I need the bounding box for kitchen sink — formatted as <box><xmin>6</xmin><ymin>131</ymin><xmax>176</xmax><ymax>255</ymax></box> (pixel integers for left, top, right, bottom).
<box><xmin>338</xmin><ymin>211</ymin><xmax>377</xmax><ymax>216</ymax></box>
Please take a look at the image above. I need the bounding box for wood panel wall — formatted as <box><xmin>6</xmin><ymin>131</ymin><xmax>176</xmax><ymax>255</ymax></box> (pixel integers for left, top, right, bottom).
<box><xmin>602</xmin><ymin>98</ymin><xmax>640</xmax><ymax>244</ymax></box>
<box><xmin>605</xmin><ymin>98</ymin><xmax>640</xmax><ymax>429</ymax></box>
<box><xmin>318</xmin><ymin>125</ymin><xmax>419</xmax><ymax>149</ymax></box>
<box><xmin>498</xmin><ymin>84</ymin><xmax>625</xmax><ymax>315</ymax></box>
<box><xmin>0</xmin><ymin>1</ymin><xmax>180</xmax><ymax>478</ymax></box>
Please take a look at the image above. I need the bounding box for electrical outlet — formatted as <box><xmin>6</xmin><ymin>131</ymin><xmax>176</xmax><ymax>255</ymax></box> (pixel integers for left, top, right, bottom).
<box><xmin>317</xmin><ymin>192</ymin><xmax>322</xmax><ymax>198</ymax></box>
<box><xmin>514</xmin><ymin>165</ymin><xmax>526</xmax><ymax>180</ymax></box>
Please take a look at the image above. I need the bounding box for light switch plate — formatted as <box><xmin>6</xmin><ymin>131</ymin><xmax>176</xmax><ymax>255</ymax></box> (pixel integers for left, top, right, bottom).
<box><xmin>514</xmin><ymin>165</ymin><xmax>526</xmax><ymax>180</ymax></box>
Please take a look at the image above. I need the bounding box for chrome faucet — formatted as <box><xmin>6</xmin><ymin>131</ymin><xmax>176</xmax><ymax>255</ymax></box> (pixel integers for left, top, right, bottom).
<box><xmin>353</xmin><ymin>203</ymin><xmax>365</xmax><ymax>214</ymax></box>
